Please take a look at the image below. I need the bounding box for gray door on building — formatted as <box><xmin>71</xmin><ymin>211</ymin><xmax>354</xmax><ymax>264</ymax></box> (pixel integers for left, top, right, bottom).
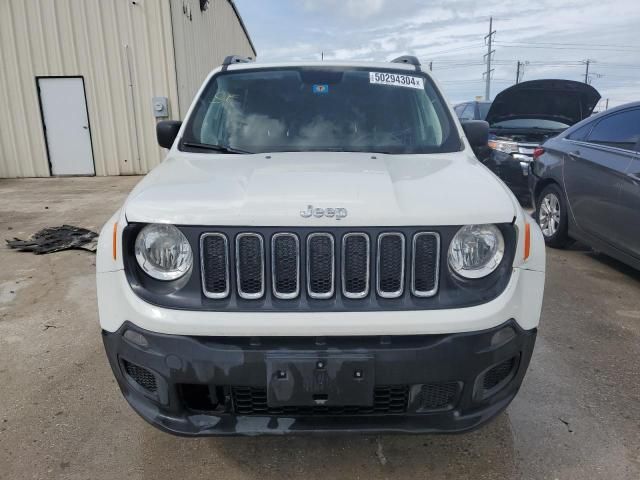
<box><xmin>38</xmin><ymin>77</ymin><xmax>95</xmax><ymax>176</ymax></box>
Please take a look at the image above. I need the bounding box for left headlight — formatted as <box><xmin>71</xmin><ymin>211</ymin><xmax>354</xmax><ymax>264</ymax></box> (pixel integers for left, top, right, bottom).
<box><xmin>488</xmin><ymin>139</ymin><xmax>518</xmax><ymax>154</ymax></box>
<box><xmin>448</xmin><ymin>224</ymin><xmax>505</xmax><ymax>279</ymax></box>
<box><xmin>135</xmin><ymin>224</ymin><xmax>193</xmax><ymax>281</ymax></box>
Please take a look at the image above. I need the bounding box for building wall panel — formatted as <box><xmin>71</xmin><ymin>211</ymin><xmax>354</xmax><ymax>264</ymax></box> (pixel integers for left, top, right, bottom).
<box><xmin>170</xmin><ymin>0</ymin><xmax>256</xmax><ymax>117</ymax></box>
<box><xmin>0</xmin><ymin>0</ymin><xmax>180</xmax><ymax>178</ymax></box>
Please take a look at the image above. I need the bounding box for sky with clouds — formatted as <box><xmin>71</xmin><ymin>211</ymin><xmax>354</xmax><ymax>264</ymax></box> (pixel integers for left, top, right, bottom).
<box><xmin>235</xmin><ymin>0</ymin><xmax>640</xmax><ymax>108</ymax></box>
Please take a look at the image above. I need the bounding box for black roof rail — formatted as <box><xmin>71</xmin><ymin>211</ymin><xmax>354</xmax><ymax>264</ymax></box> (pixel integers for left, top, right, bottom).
<box><xmin>391</xmin><ymin>55</ymin><xmax>421</xmax><ymax>70</ymax></box>
<box><xmin>222</xmin><ymin>55</ymin><xmax>254</xmax><ymax>71</ymax></box>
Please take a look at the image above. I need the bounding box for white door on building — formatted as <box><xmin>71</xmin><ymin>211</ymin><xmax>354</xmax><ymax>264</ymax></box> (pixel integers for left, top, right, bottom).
<box><xmin>38</xmin><ymin>77</ymin><xmax>95</xmax><ymax>175</ymax></box>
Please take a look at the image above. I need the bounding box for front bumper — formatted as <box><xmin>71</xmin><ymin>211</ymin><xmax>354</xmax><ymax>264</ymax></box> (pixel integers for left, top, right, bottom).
<box><xmin>103</xmin><ymin>320</ymin><xmax>536</xmax><ymax>436</ymax></box>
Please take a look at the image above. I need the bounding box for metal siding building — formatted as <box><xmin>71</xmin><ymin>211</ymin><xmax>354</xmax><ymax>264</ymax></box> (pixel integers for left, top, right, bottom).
<box><xmin>0</xmin><ymin>0</ymin><xmax>255</xmax><ymax>178</ymax></box>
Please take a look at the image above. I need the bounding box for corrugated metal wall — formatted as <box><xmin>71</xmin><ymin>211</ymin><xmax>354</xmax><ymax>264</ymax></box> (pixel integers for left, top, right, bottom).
<box><xmin>0</xmin><ymin>0</ymin><xmax>180</xmax><ymax>178</ymax></box>
<box><xmin>170</xmin><ymin>0</ymin><xmax>256</xmax><ymax>118</ymax></box>
<box><xmin>0</xmin><ymin>0</ymin><xmax>255</xmax><ymax>178</ymax></box>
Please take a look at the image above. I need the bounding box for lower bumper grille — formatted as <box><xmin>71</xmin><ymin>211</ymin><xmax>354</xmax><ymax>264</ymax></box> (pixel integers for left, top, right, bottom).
<box><xmin>482</xmin><ymin>357</ymin><xmax>517</xmax><ymax>393</ymax></box>
<box><xmin>123</xmin><ymin>360</ymin><xmax>157</xmax><ymax>393</ymax></box>
<box><xmin>231</xmin><ymin>385</ymin><xmax>409</xmax><ymax>416</ymax></box>
<box><xmin>418</xmin><ymin>382</ymin><xmax>459</xmax><ymax>410</ymax></box>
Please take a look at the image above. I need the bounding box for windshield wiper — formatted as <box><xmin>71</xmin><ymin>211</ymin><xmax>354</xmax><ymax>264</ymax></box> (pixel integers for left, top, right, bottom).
<box><xmin>182</xmin><ymin>142</ymin><xmax>253</xmax><ymax>154</ymax></box>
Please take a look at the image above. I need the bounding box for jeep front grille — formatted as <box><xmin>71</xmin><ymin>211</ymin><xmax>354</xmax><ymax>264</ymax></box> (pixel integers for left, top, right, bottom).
<box><xmin>200</xmin><ymin>230</ymin><xmax>440</xmax><ymax>302</ymax></box>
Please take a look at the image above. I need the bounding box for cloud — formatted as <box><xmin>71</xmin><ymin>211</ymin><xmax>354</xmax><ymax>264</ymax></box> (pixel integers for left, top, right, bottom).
<box><xmin>235</xmin><ymin>0</ymin><xmax>640</xmax><ymax>104</ymax></box>
<box><xmin>300</xmin><ymin>0</ymin><xmax>386</xmax><ymax>18</ymax></box>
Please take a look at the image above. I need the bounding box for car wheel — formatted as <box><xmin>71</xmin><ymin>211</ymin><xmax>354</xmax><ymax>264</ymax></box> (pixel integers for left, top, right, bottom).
<box><xmin>536</xmin><ymin>184</ymin><xmax>571</xmax><ymax>248</ymax></box>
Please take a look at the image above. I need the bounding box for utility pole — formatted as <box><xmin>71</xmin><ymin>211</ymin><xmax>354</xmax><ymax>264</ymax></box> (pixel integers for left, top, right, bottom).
<box><xmin>605</xmin><ymin>98</ymin><xmax>609</xmax><ymax>110</ymax></box>
<box><xmin>516</xmin><ymin>61</ymin><xmax>529</xmax><ymax>84</ymax></box>
<box><xmin>483</xmin><ymin>17</ymin><xmax>496</xmax><ymax>101</ymax></box>
<box><xmin>429</xmin><ymin>61</ymin><xmax>433</xmax><ymax>71</ymax></box>
<box><xmin>584</xmin><ymin>59</ymin><xmax>590</xmax><ymax>84</ymax></box>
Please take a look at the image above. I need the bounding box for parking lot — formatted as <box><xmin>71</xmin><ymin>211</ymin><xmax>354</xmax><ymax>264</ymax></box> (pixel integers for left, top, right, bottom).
<box><xmin>0</xmin><ymin>176</ymin><xmax>638</xmax><ymax>480</ymax></box>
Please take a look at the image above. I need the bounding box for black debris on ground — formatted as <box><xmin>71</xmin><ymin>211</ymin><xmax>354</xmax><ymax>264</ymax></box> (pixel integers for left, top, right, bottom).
<box><xmin>5</xmin><ymin>225</ymin><xmax>98</xmax><ymax>254</ymax></box>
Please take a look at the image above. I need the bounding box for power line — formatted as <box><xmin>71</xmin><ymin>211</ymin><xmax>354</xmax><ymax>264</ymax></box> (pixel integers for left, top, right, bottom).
<box><xmin>494</xmin><ymin>43</ymin><xmax>639</xmax><ymax>53</ymax></box>
<box><xmin>422</xmin><ymin>44</ymin><xmax>485</xmax><ymax>58</ymax></box>
<box><xmin>596</xmin><ymin>62</ymin><xmax>640</xmax><ymax>69</ymax></box>
<box><xmin>494</xmin><ymin>40</ymin><xmax>638</xmax><ymax>50</ymax></box>
<box><xmin>429</xmin><ymin>57</ymin><xmax>640</xmax><ymax>70</ymax></box>
<box><xmin>439</xmin><ymin>78</ymin><xmax>511</xmax><ymax>84</ymax></box>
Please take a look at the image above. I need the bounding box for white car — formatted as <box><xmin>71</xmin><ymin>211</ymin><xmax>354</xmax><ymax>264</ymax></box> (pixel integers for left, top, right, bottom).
<box><xmin>96</xmin><ymin>55</ymin><xmax>545</xmax><ymax>436</ymax></box>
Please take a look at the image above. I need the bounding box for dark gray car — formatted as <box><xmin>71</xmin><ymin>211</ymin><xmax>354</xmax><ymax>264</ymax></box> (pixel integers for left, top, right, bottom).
<box><xmin>453</xmin><ymin>101</ymin><xmax>492</xmax><ymax>121</ymax></box>
<box><xmin>530</xmin><ymin>101</ymin><xmax>640</xmax><ymax>269</ymax></box>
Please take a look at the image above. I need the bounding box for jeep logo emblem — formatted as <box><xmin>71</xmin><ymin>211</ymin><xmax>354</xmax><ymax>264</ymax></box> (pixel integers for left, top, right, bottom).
<box><xmin>300</xmin><ymin>205</ymin><xmax>348</xmax><ymax>220</ymax></box>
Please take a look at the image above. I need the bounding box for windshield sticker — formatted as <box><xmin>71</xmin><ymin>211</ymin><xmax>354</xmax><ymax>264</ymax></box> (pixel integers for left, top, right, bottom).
<box><xmin>369</xmin><ymin>72</ymin><xmax>424</xmax><ymax>89</ymax></box>
<box><xmin>312</xmin><ymin>84</ymin><xmax>329</xmax><ymax>94</ymax></box>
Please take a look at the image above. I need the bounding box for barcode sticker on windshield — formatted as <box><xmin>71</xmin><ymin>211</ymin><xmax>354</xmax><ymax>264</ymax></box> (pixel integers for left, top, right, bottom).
<box><xmin>369</xmin><ymin>72</ymin><xmax>424</xmax><ymax>89</ymax></box>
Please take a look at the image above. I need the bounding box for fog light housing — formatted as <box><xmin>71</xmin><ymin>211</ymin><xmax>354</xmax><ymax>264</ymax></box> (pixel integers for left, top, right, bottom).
<box><xmin>124</xmin><ymin>329</ymin><xmax>149</xmax><ymax>348</ymax></box>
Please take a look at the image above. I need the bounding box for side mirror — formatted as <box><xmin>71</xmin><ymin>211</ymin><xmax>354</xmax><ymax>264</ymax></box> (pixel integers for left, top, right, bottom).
<box><xmin>461</xmin><ymin>120</ymin><xmax>489</xmax><ymax>147</ymax></box>
<box><xmin>156</xmin><ymin>120</ymin><xmax>182</xmax><ymax>149</ymax></box>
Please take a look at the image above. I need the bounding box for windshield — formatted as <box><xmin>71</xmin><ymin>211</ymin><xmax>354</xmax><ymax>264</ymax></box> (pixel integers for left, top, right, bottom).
<box><xmin>491</xmin><ymin>118</ymin><xmax>570</xmax><ymax>130</ymax></box>
<box><xmin>182</xmin><ymin>67</ymin><xmax>460</xmax><ymax>154</ymax></box>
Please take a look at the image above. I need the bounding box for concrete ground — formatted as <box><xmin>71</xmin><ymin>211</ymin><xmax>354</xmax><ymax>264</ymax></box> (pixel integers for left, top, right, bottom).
<box><xmin>0</xmin><ymin>176</ymin><xmax>638</xmax><ymax>480</ymax></box>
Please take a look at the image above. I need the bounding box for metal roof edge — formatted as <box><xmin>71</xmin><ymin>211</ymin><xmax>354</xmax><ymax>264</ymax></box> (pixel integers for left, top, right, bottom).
<box><xmin>227</xmin><ymin>0</ymin><xmax>257</xmax><ymax>57</ymax></box>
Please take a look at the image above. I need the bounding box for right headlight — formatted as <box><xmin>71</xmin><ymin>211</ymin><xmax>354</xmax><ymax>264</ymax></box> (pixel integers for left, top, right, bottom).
<box><xmin>135</xmin><ymin>224</ymin><xmax>193</xmax><ymax>281</ymax></box>
<box><xmin>448</xmin><ymin>224</ymin><xmax>505</xmax><ymax>279</ymax></box>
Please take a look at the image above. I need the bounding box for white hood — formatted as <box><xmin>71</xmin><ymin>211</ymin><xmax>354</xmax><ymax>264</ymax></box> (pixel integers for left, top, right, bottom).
<box><xmin>124</xmin><ymin>152</ymin><xmax>517</xmax><ymax>226</ymax></box>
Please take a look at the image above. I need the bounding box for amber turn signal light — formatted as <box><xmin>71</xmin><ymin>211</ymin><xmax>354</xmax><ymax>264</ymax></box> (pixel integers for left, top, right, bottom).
<box><xmin>112</xmin><ymin>222</ymin><xmax>118</xmax><ymax>260</ymax></box>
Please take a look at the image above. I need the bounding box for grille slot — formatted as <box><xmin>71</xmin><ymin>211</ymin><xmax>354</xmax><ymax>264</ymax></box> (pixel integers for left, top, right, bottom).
<box><xmin>232</xmin><ymin>385</ymin><xmax>409</xmax><ymax>415</ymax></box>
<box><xmin>342</xmin><ymin>233</ymin><xmax>370</xmax><ymax>298</ymax></box>
<box><xmin>377</xmin><ymin>233</ymin><xmax>405</xmax><ymax>298</ymax></box>
<box><xmin>272</xmin><ymin>233</ymin><xmax>300</xmax><ymax>299</ymax></box>
<box><xmin>418</xmin><ymin>382</ymin><xmax>459</xmax><ymax>410</ymax></box>
<box><xmin>235</xmin><ymin>233</ymin><xmax>265</xmax><ymax>299</ymax></box>
<box><xmin>411</xmin><ymin>232</ymin><xmax>440</xmax><ymax>297</ymax></box>
<box><xmin>123</xmin><ymin>361</ymin><xmax>157</xmax><ymax>393</ymax></box>
<box><xmin>307</xmin><ymin>233</ymin><xmax>335</xmax><ymax>299</ymax></box>
<box><xmin>200</xmin><ymin>233</ymin><xmax>229</xmax><ymax>299</ymax></box>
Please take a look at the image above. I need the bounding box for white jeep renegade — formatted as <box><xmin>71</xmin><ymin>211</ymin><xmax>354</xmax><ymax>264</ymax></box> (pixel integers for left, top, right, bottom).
<box><xmin>97</xmin><ymin>55</ymin><xmax>545</xmax><ymax>436</ymax></box>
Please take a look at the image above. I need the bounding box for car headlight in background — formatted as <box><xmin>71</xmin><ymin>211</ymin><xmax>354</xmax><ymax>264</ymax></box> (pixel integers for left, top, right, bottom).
<box><xmin>488</xmin><ymin>139</ymin><xmax>518</xmax><ymax>154</ymax></box>
<box><xmin>448</xmin><ymin>224</ymin><xmax>505</xmax><ymax>279</ymax></box>
<box><xmin>135</xmin><ymin>224</ymin><xmax>193</xmax><ymax>280</ymax></box>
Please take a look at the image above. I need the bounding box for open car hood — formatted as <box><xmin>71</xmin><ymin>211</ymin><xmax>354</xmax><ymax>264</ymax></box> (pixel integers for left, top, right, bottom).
<box><xmin>485</xmin><ymin>79</ymin><xmax>601</xmax><ymax>126</ymax></box>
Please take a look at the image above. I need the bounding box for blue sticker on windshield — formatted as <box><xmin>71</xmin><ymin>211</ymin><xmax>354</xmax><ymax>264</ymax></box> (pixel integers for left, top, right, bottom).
<box><xmin>312</xmin><ymin>84</ymin><xmax>329</xmax><ymax>94</ymax></box>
